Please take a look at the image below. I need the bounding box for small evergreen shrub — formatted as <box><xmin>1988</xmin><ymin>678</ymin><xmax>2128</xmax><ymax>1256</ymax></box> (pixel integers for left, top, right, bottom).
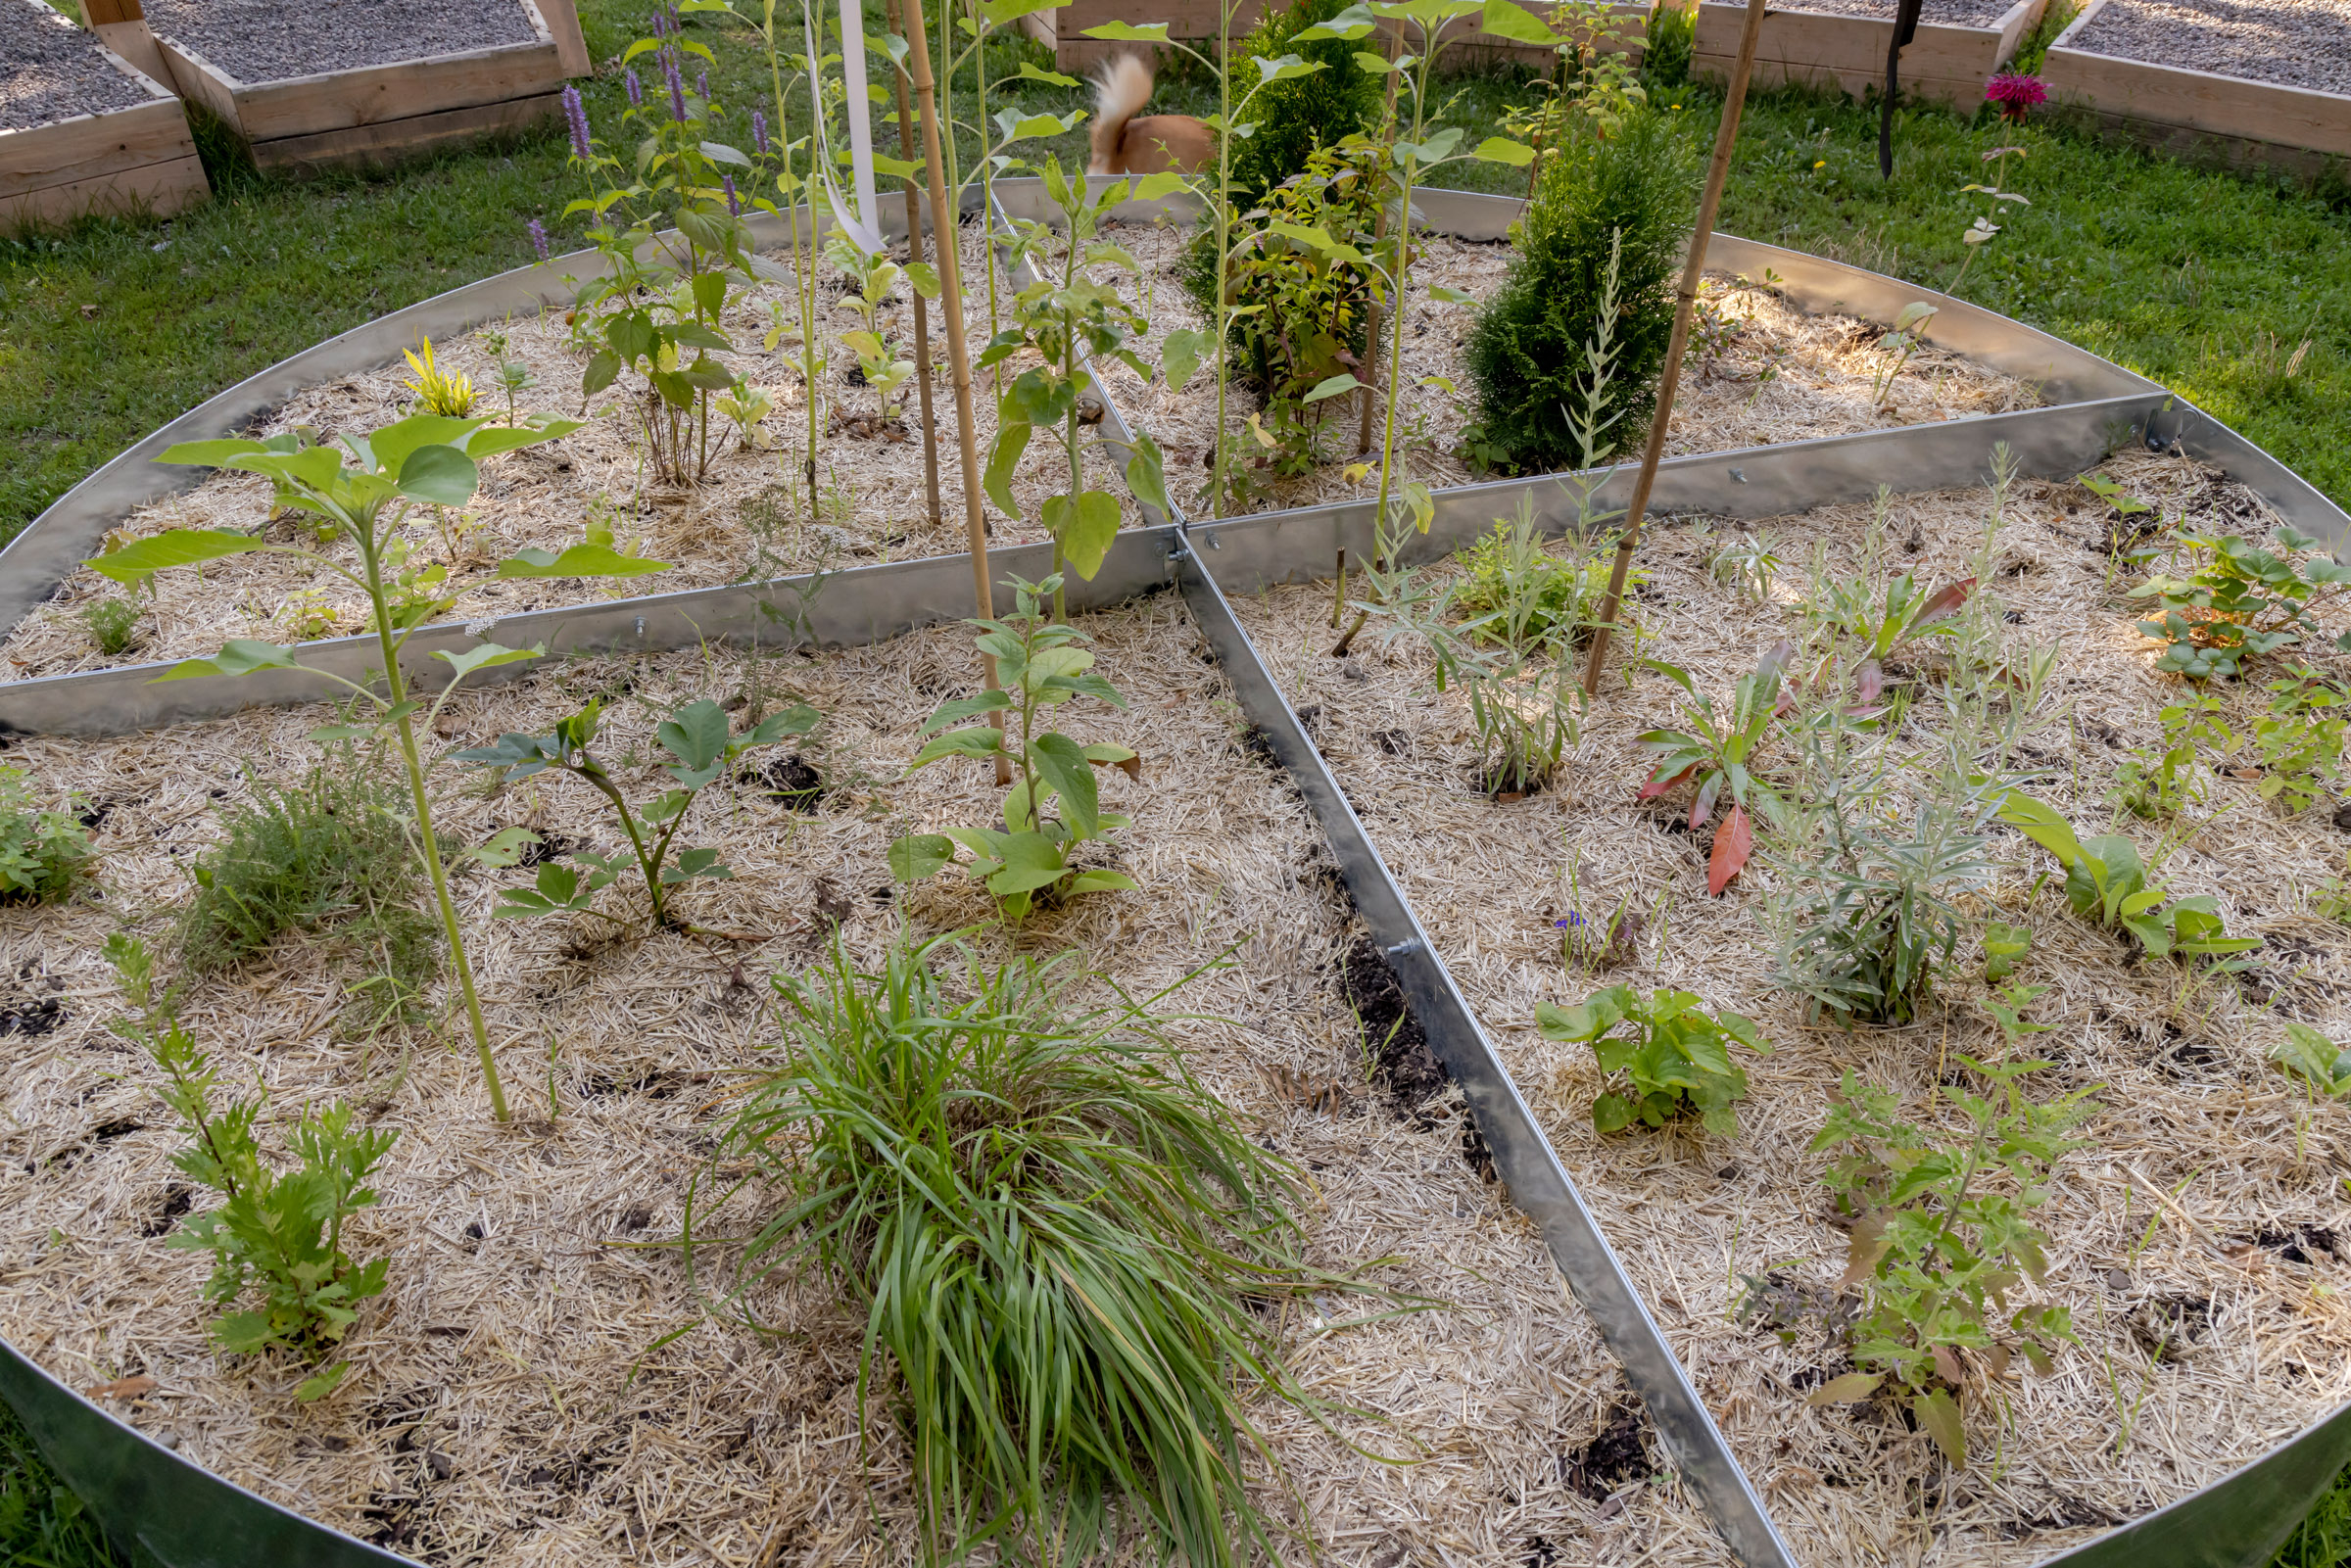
<box><xmin>1463</xmin><ymin>110</ymin><xmax>1697</xmax><ymax>475</ymax></box>
<box><xmin>1644</xmin><ymin>0</ymin><xmax>1695</xmax><ymax>89</ymax></box>
<box><xmin>0</xmin><ymin>767</ymin><xmax>91</xmax><ymax>905</ymax></box>
<box><xmin>1228</xmin><ymin>0</ymin><xmax>1386</xmax><ymax>203</ymax></box>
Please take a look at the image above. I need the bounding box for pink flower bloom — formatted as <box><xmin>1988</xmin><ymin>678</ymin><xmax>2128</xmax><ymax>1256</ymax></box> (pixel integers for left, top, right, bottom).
<box><xmin>1985</xmin><ymin>71</ymin><xmax>2047</xmax><ymax>122</ymax></box>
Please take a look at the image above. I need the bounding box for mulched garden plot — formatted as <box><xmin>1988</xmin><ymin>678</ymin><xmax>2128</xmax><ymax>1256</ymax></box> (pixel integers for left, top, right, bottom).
<box><xmin>140</xmin><ymin>0</ymin><xmax>540</xmax><ymax>82</ymax></box>
<box><xmin>0</xmin><ymin>217</ymin><xmax>1148</xmax><ymax>682</ymax></box>
<box><xmin>1225</xmin><ymin>444</ymin><xmax>2351</xmax><ymax>1563</ymax></box>
<box><xmin>0</xmin><ymin>598</ymin><xmax>1735</xmax><ymax>1568</ymax></box>
<box><xmin>1744</xmin><ymin>0</ymin><xmax>2023</xmax><ymax>24</ymax></box>
<box><xmin>1094</xmin><ymin>218</ymin><xmax>2041</xmax><ymax>521</ymax></box>
<box><xmin>2071</xmin><ymin>0</ymin><xmax>2351</xmax><ymax>97</ymax></box>
<box><xmin>0</xmin><ymin>1</ymin><xmax>157</xmax><ymax>133</ymax></box>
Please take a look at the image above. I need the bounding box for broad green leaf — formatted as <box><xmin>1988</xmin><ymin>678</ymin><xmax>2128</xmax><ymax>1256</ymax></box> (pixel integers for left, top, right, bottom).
<box><xmin>157</xmin><ymin>438</ymin><xmax>269</xmax><ymax>468</ymax></box>
<box><xmin>1013</xmin><ymin>62</ymin><xmax>1079</xmax><ymax>87</ymax></box>
<box><xmin>434</xmin><ymin>641</ymin><xmax>543</xmax><ymax>682</ymax></box>
<box><xmin>1160</xmin><ymin>327</ymin><xmax>1210</xmax><ymax>393</ymax></box>
<box><xmin>1029</xmin><ymin>732</ymin><xmax>1100</xmax><ymax>835</ymax></box>
<box><xmin>151</xmin><ymin>639</ymin><xmax>302</xmax><ymax>683</ymax></box>
<box><xmin>470</xmin><ymin>827</ymin><xmax>540</xmax><ymax>869</ymax></box>
<box><xmin>395</xmin><ymin>443</ymin><xmax>481</xmax><ymax>506</ymax></box>
<box><xmin>657</xmin><ymin>698</ymin><xmax>732</xmax><ymax>780</ymax></box>
<box><xmin>294</xmin><ymin>1363</ymin><xmax>352</xmax><ymax>1402</ymax></box>
<box><xmin>1130</xmin><ymin>170</ymin><xmax>1189</xmax><ymax>203</ymax></box>
<box><xmin>495</xmin><ymin>544</ymin><xmax>673</xmax><ymax>579</ymax></box>
<box><xmin>910</xmin><ymin>726</ymin><xmax>1008</xmax><ymax>769</ymax></box>
<box><xmin>984</xmin><ymin>421</ymin><xmax>1032</xmax><ymax>518</ymax></box>
<box><xmin>86</xmin><ymin>529</ymin><xmax>267</xmax><ymax>584</ymax></box>
<box><xmin>1063</xmin><ymin>868</ymin><xmax>1138</xmax><ymax>895</ymax></box>
<box><xmin>1080</xmin><ymin>21</ymin><xmax>1170</xmax><ymax>41</ymax></box>
<box><xmin>1912</xmin><ymin>1389</ymin><xmax>1965</xmax><ymax>1468</ymax></box>
<box><xmin>368</xmin><ymin>413</ymin><xmax>485</xmax><ymax>477</ymax></box>
<box><xmin>1303</xmin><ymin>372</ymin><xmax>1365</xmax><ymax>404</ymax></box>
<box><xmin>985</xmin><ymin>831</ymin><xmax>1073</xmax><ymax>895</ymax></box>
<box><xmin>1471</xmin><ymin>136</ymin><xmax>1536</xmax><ymax>166</ymax></box>
<box><xmin>1477</xmin><ymin>0</ymin><xmax>1559</xmax><ymax>43</ymax></box>
<box><xmin>660</xmin><ymin>846</ymin><xmax>731</xmax><ymax>883</ymax></box>
<box><xmin>1125</xmin><ymin>432</ymin><xmax>1173</xmax><ymax>520</ymax></box>
<box><xmin>698</xmin><ymin>139</ymin><xmax>751</xmax><ymax>167</ymax></box>
<box><xmin>1591</xmin><ymin>1091</ymin><xmax>1636</xmax><ymax>1133</ymax></box>
<box><xmin>905</xmin><ymin>261</ymin><xmax>940</xmax><ymax>298</ymax></box>
<box><xmin>890</xmin><ymin>832</ymin><xmax>956</xmax><ymax>883</ymax></box>
<box><xmin>745</xmin><ymin>703</ymin><xmax>822</xmax><ymax>746</ymax></box>
<box><xmin>1996</xmin><ymin>791</ymin><xmax>2084</xmax><ymax>869</ymax></box>
<box><xmin>1044</xmin><ymin>490</ymin><xmax>1121</xmax><ymax>581</ymax></box>
<box><xmin>1805</xmin><ymin>1372</ymin><xmax>1883</xmax><ymax>1405</ymax></box>
<box><xmin>1297</xmin><ymin>2</ymin><xmax>1378</xmax><ymax>39</ymax></box>
<box><xmin>461</xmin><ymin>419</ymin><xmax>586</xmax><ymax>459</ymax></box>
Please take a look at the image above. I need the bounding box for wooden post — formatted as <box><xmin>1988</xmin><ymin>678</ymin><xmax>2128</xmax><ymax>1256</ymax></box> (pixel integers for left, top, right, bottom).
<box><xmin>887</xmin><ymin>0</ymin><xmax>944</xmax><ymax>529</ymax></box>
<box><xmin>1578</xmin><ymin>0</ymin><xmax>1770</xmax><ymax>697</ymax></box>
<box><xmin>530</xmin><ymin>0</ymin><xmax>597</xmax><ymax>80</ymax></box>
<box><xmin>901</xmin><ymin>0</ymin><xmax>1009</xmax><ymax>781</ymax></box>
<box><xmin>74</xmin><ymin>0</ymin><xmax>142</xmax><ymax>23</ymax></box>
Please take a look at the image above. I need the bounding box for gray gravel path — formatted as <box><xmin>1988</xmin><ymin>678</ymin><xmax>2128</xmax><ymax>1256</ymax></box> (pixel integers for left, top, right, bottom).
<box><xmin>2074</xmin><ymin>0</ymin><xmax>2351</xmax><ymax>96</ymax></box>
<box><xmin>1766</xmin><ymin>0</ymin><xmax>2027</xmax><ymax>27</ymax></box>
<box><xmin>145</xmin><ymin>0</ymin><xmax>539</xmax><ymax>84</ymax></box>
<box><xmin>1</xmin><ymin>1</ymin><xmax>158</xmax><ymax>132</ymax></box>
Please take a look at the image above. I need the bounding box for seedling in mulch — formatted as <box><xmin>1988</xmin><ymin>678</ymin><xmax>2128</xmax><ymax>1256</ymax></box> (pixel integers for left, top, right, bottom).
<box><xmin>704</xmin><ymin>933</ymin><xmax>1417</xmax><ymax>1566</ymax></box>
<box><xmin>1868</xmin><ymin>303</ymin><xmax>1940</xmax><ymax>408</ymax></box>
<box><xmin>1636</xmin><ymin>642</ymin><xmax>1793</xmax><ymax>894</ymax></box>
<box><xmin>93</xmin><ymin>412</ymin><xmax>668</xmax><ymax>1121</ymax></box>
<box><xmin>1536</xmin><ymin>984</ymin><xmax>1770</xmax><ymax>1137</ymax></box>
<box><xmin>1996</xmin><ymin>792</ymin><xmax>2260</xmax><ymax>967</ymax></box>
<box><xmin>2113</xmin><ymin>692</ymin><xmax>2230</xmax><ymax>821</ymax></box>
<box><xmin>2272</xmin><ymin>1022</ymin><xmax>2351</xmax><ymax>1100</ymax></box>
<box><xmin>1805</xmin><ymin>1057</ymin><xmax>2099</xmax><ymax>1468</ymax></box>
<box><xmin>401</xmin><ymin>339</ymin><xmax>476</xmax><ymax>419</ymax></box>
<box><xmin>80</xmin><ymin>596</ymin><xmax>139</xmax><ymax>657</ymax></box>
<box><xmin>0</xmin><ymin>766</ymin><xmax>92</xmax><ymax>906</ymax></box>
<box><xmin>457</xmin><ymin>695</ymin><xmax>817</xmax><ymax>937</ymax></box>
<box><xmin>109</xmin><ymin>935</ymin><xmax>394</xmax><ymax>1401</ymax></box>
<box><xmin>2129</xmin><ymin>526</ymin><xmax>2351</xmax><ymax>680</ymax></box>
<box><xmin>2252</xmin><ymin>670</ymin><xmax>2350</xmax><ymax>815</ymax></box>
<box><xmin>889</xmin><ymin>575</ymin><xmax>1140</xmax><ymax>921</ymax></box>
<box><xmin>1983</xmin><ymin>920</ymin><xmax>2032</xmax><ymax>983</ymax></box>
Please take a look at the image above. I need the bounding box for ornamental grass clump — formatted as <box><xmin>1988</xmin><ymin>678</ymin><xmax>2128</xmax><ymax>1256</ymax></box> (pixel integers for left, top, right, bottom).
<box><xmin>713</xmin><ymin>934</ymin><xmax>1387</xmax><ymax>1566</ymax></box>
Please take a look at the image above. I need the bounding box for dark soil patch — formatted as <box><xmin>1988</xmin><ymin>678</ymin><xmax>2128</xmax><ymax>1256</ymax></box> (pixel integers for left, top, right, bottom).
<box><xmin>1336</xmin><ymin>934</ymin><xmax>1448</xmax><ymax>1119</ymax></box>
<box><xmin>741</xmin><ymin>751</ymin><xmax>827</xmax><ymax>812</ymax></box>
<box><xmin>141</xmin><ymin>1183</ymin><xmax>193</xmax><ymax>1238</ymax></box>
<box><xmin>1236</xmin><ymin>722</ymin><xmax>1282</xmax><ymax>769</ymax></box>
<box><xmin>516</xmin><ymin>831</ymin><xmax>574</xmax><ymax>868</ymax></box>
<box><xmin>0</xmin><ymin>996</ymin><xmax>65</xmax><ymax>1037</ymax></box>
<box><xmin>1560</xmin><ymin>1398</ymin><xmax>1653</xmax><ymax>1499</ymax></box>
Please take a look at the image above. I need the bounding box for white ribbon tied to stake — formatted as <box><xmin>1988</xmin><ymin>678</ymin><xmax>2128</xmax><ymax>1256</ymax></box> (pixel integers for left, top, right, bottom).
<box><xmin>802</xmin><ymin>0</ymin><xmax>887</xmax><ymax>255</ymax></box>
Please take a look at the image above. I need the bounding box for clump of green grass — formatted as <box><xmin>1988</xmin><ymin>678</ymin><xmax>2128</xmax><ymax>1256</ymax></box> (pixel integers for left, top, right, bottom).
<box><xmin>178</xmin><ymin>752</ymin><xmax>440</xmax><ymax>1038</ymax></box>
<box><xmin>79</xmin><ymin>597</ymin><xmax>137</xmax><ymax>657</ymax></box>
<box><xmin>0</xmin><ymin>1402</ymin><xmax>122</xmax><ymax>1568</ymax></box>
<box><xmin>712</xmin><ymin>934</ymin><xmax>1397</xmax><ymax>1565</ymax></box>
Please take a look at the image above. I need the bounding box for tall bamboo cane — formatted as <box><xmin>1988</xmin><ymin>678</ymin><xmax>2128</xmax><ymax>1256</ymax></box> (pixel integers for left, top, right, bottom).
<box><xmin>900</xmin><ymin>0</ymin><xmax>1009</xmax><ymax>782</ymax></box>
<box><xmin>1578</xmin><ymin>0</ymin><xmax>1770</xmax><ymax>697</ymax></box>
<box><xmin>886</xmin><ymin>0</ymin><xmax>943</xmax><ymax>527</ymax></box>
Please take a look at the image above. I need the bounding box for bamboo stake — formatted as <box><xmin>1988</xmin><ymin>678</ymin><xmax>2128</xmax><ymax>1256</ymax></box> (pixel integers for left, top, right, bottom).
<box><xmin>1578</xmin><ymin>0</ymin><xmax>1771</xmax><ymax>697</ymax></box>
<box><xmin>886</xmin><ymin>0</ymin><xmax>943</xmax><ymax>527</ymax></box>
<box><xmin>901</xmin><ymin>0</ymin><xmax>1009</xmax><ymax>783</ymax></box>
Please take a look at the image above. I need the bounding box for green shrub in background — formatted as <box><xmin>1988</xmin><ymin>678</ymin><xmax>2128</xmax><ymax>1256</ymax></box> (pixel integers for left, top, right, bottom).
<box><xmin>1463</xmin><ymin>108</ymin><xmax>1695</xmax><ymax>474</ymax></box>
<box><xmin>1644</xmin><ymin>0</ymin><xmax>1695</xmax><ymax>89</ymax></box>
<box><xmin>1228</xmin><ymin>0</ymin><xmax>1387</xmax><ymax>203</ymax></box>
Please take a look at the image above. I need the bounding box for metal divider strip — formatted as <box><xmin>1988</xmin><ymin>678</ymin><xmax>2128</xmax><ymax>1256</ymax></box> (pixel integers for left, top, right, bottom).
<box><xmin>1172</xmin><ymin>538</ymin><xmax>1798</xmax><ymax>1568</ymax></box>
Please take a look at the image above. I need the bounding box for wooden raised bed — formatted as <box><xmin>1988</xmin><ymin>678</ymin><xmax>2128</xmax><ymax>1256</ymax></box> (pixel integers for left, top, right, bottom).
<box><xmin>149</xmin><ymin>0</ymin><xmax>587</xmax><ymax>176</ymax></box>
<box><xmin>2042</xmin><ymin>0</ymin><xmax>2351</xmax><ymax>177</ymax></box>
<box><xmin>1024</xmin><ymin>0</ymin><xmax>1641</xmax><ymax>77</ymax></box>
<box><xmin>1693</xmin><ymin>0</ymin><xmax>2047</xmax><ymax>111</ymax></box>
<box><xmin>0</xmin><ymin>0</ymin><xmax>209</xmax><ymax>231</ymax></box>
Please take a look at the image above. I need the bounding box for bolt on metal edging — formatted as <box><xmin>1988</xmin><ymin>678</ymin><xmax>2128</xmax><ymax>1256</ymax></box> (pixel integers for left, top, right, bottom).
<box><xmin>1172</xmin><ymin>544</ymin><xmax>1799</xmax><ymax>1568</ymax></box>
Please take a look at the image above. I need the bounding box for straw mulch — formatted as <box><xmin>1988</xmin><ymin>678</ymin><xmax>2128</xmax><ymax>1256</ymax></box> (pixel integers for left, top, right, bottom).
<box><xmin>1224</xmin><ymin>444</ymin><xmax>2351</xmax><ymax>1564</ymax></box>
<box><xmin>0</xmin><ymin>215</ymin><xmax>1146</xmax><ymax>683</ymax></box>
<box><xmin>0</xmin><ymin>597</ymin><xmax>1736</xmax><ymax>1566</ymax></box>
<box><xmin>1095</xmin><ymin>218</ymin><xmax>2041</xmax><ymax>521</ymax></box>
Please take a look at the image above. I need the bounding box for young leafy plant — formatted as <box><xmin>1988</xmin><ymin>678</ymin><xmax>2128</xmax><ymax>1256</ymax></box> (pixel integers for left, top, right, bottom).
<box><xmin>457</xmin><ymin>695</ymin><xmax>816</xmax><ymax>936</ymax></box>
<box><xmin>2251</xmin><ymin>670</ymin><xmax>2349</xmax><ymax>815</ymax></box>
<box><xmin>826</xmin><ymin>233</ymin><xmax>934</xmax><ymax>426</ymax></box>
<box><xmin>2129</xmin><ymin>527</ymin><xmax>2351</xmax><ymax>680</ymax></box>
<box><xmin>2113</xmin><ymin>692</ymin><xmax>2230</xmax><ymax>821</ymax></box>
<box><xmin>1996</xmin><ymin>792</ymin><xmax>2260</xmax><ymax>964</ymax></box>
<box><xmin>983</xmin><ymin>156</ymin><xmax>1177</xmax><ymax>620</ymax></box>
<box><xmin>89</xmin><ymin>413</ymin><xmax>666</xmax><ymax>1121</ymax></box>
<box><xmin>110</xmin><ymin>934</ymin><xmax>395</xmax><ymax>1401</ymax></box>
<box><xmin>1803</xmin><ymin>565</ymin><xmax>1976</xmax><ymax>667</ymax></box>
<box><xmin>1867</xmin><ymin>303</ymin><xmax>1940</xmax><ymax>407</ymax></box>
<box><xmin>1535</xmin><ymin>983</ymin><xmax>1769</xmax><ymax>1136</ymax></box>
<box><xmin>1453</xmin><ymin>499</ymin><xmax>1631</xmax><ymax>651</ymax></box>
<box><xmin>1983</xmin><ymin>919</ymin><xmax>2032</xmax><ymax>984</ymax></box>
<box><xmin>1637</xmin><ymin>642</ymin><xmax>1792</xmax><ymax>893</ymax></box>
<box><xmin>0</xmin><ymin>766</ymin><xmax>92</xmax><ymax>905</ymax></box>
<box><xmin>81</xmin><ymin>595</ymin><xmax>139</xmax><ymax>657</ymax></box>
<box><xmin>889</xmin><ymin>574</ymin><xmax>1139</xmax><ymax>921</ymax></box>
<box><xmin>2273</xmin><ymin>1022</ymin><xmax>2351</xmax><ymax>1099</ymax></box>
<box><xmin>402</xmin><ymin>338</ymin><xmax>477</xmax><ymax>418</ymax></box>
<box><xmin>707</xmin><ymin>932</ymin><xmax>1395</xmax><ymax>1566</ymax></box>
<box><xmin>1805</xmin><ymin>1058</ymin><xmax>2098</xmax><ymax>1468</ymax></box>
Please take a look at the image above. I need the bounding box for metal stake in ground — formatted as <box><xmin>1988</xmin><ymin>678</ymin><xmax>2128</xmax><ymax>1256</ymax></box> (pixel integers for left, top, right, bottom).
<box><xmin>885</xmin><ymin>0</ymin><xmax>943</xmax><ymax>529</ymax></box>
<box><xmin>900</xmin><ymin>0</ymin><xmax>1009</xmax><ymax>782</ymax></box>
<box><xmin>1578</xmin><ymin>0</ymin><xmax>1772</xmax><ymax>698</ymax></box>
<box><xmin>1879</xmin><ymin>0</ymin><xmax>1924</xmax><ymax>179</ymax></box>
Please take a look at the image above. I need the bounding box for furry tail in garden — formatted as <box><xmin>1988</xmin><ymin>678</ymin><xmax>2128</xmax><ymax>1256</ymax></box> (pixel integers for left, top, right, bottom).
<box><xmin>1087</xmin><ymin>55</ymin><xmax>1210</xmax><ymax>176</ymax></box>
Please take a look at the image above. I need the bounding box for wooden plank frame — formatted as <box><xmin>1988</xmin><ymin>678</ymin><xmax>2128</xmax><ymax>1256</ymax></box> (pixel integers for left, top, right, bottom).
<box><xmin>1023</xmin><ymin>0</ymin><xmax>1643</xmax><ymax>78</ymax></box>
<box><xmin>149</xmin><ymin>0</ymin><xmax>572</xmax><ymax>175</ymax></box>
<box><xmin>1692</xmin><ymin>0</ymin><xmax>2047</xmax><ymax>111</ymax></box>
<box><xmin>0</xmin><ymin>0</ymin><xmax>210</xmax><ymax>230</ymax></box>
<box><xmin>2040</xmin><ymin>0</ymin><xmax>2351</xmax><ymax>176</ymax></box>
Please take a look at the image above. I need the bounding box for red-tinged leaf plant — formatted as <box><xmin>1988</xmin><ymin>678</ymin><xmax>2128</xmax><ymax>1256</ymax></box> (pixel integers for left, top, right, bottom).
<box><xmin>1802</xmin><ymin>568</ymin><xmax>1977</xmax><ymax>706</ymax></box>
<box><xmin>1635</xmin><ymin>641</ymin><xmax>1795</xmax><ymax>893</ymax></box>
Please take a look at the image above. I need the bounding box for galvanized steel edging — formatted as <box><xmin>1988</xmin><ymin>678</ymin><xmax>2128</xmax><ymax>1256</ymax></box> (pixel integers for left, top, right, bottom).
<box><xmin>3</xmin><ymin>185</ymin><xmax>2346</xmax><ymax>1568</ymax></box>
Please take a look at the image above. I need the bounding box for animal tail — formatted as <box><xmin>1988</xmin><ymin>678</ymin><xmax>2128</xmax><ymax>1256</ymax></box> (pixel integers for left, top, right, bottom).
<box><xmin>1088</xmin><ymin>54</ymin><xmax>1153</xmax><ymax>173</ymax></box>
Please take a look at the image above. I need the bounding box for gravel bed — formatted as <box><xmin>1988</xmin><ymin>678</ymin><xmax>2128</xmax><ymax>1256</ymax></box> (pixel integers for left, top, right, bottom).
<box><xmin>0</xmin><ymin>0</ymin><xmax>159</xmax><ymax>133</ymax></box>
<box><xmin>2072</xmin><ymin>0</ymin><xmax>2351</xmax><ymax>96</ymax></box>
<box><xmin>144</xmin><ymin>0</ymin><xmax>539</xmax><ymax>83</ymax></box>
<box><xmin>1755</xmin><ymin>0</ymin><xmax>2025</xmax><ymax>26</ymax></box>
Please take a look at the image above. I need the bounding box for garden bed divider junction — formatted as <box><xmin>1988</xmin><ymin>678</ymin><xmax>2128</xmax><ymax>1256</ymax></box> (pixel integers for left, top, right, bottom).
<box><xmin>2</xmin><ymin>182</ymin><xmax>2349</xmax><ymax>1568</ymax></box>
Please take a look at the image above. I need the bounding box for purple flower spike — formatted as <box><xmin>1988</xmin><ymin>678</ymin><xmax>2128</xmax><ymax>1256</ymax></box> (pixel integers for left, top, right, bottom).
<box><xmin>663</xmin><ymin>48</ymin><xmax>687</xmax><ymax>123</ymax></box>
<box><xmin>752</xmin><ymin>110</ymin><xmax>768</xmax><ymax>154</ymax></box>
<box><xmin>561</xmin><ymin>83</ymin><xmax>590</xmax><ymax>159</ymax></box>
<box><xmin>625</xmin><ymin>68</ymin><xmax>643</xmax><ymax>107</ymax></box>
<box><xmin>527</xmin><ymin>217</ymin><xmax>551</xmax><ymax>261</ymax></box>
<box><xmin>696</xmin><ymin>67</ymin><xmax>708</xmax><ymax>103</ymax></box>
<box><xmin>723</xmin><ymin>173</ymin><xmax>740</xmax><ymax>214</ymax></box>
<box><xmin>649</xmin><ymin>9</ymin><xmax>666</xmax><ymax>35</ymax></box>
